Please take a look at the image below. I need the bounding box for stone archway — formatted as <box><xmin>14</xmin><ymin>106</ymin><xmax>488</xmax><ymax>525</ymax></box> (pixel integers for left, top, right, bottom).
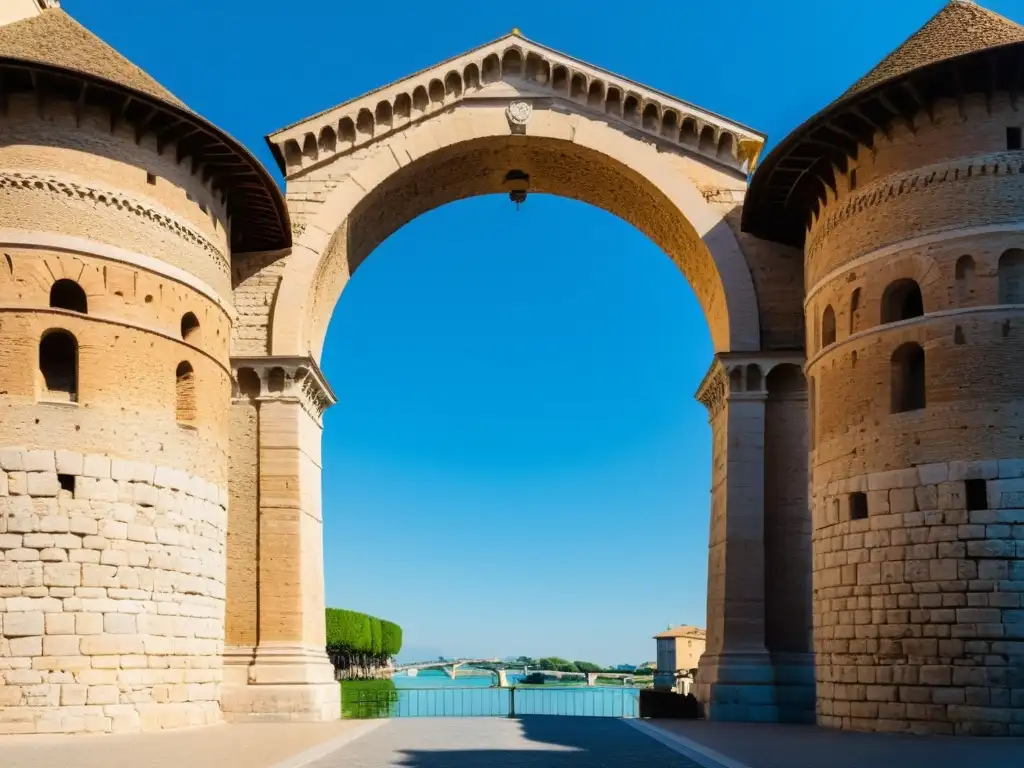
<box><xmin>270</xmin><ymin>105</ymin><xmax>761</xmax><ymax>360</ymax></box>
<box><xmin>223</xmin><ymin>33</ymin><xmax>811</xmax><ymax>724</ymax></box>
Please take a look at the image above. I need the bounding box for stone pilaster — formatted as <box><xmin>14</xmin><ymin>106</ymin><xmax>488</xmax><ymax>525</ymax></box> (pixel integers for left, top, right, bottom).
<box><xmin>694</xmin><ymin>353</ymin><xmax>814</xmax><ymax>723</ymax></box>
<box><xmin>220</xmin><ymin>357</ymin><xmax>340</xmax><ymax>722</ymax></box>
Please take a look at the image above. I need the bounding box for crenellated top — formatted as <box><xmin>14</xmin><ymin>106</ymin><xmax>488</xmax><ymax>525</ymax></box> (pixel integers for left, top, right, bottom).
<box><xmin>266</xmin><ymin>32</ymin><xmax>765</xmax><ymax>178</ymax></box>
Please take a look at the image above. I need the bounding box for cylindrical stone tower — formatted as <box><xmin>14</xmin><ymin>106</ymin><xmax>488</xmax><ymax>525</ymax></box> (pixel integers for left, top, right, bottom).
<box><xmin>744</xmin><ymin>0</ymin><xmax>1024</xmax><ymax>736</ymax></box>
<box><xmin>0</xmin><ymin>2</ymin><xmax>288</xmax><ymax>733</ymax></box>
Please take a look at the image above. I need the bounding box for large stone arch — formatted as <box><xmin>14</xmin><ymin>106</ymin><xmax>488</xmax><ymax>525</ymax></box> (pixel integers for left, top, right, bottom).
<box><xmin>224</xmin><ymin>34</ymin><xmax>812</xmax><ymax>727</ymax></box>
<box><xmin>269</xmin><ymin>105</ymin><xmax>761</xmax><ymax>360</ymax></box>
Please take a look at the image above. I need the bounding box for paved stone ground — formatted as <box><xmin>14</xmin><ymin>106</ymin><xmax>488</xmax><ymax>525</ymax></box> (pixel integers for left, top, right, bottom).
<box><xmin>0</xmin><ymin>720</ymin><xmax>378</xmax><ymax>768</ymax></box>
<box><xmin>649</xmin><ymin>720</ymin><xmax>1024</xmax><ymax>768</ymax></box>
<box><xmin>307</xmin><ymin>717</ymin><xmax>706</xmax><ymax>768</ymax></box>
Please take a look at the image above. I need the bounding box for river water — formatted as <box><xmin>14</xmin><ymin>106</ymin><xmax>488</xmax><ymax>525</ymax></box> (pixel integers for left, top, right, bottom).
<box><xmin>391</xmin><ymin>670</ymin><xmax>640</xmax><ymax>718</ymax></box>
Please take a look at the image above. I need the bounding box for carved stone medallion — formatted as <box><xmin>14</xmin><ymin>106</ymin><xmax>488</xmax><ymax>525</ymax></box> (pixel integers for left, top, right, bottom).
<box><xmin>506</xmin><ymin>101</ymin><xmax>532</xmax><ymax>134</ymax></box>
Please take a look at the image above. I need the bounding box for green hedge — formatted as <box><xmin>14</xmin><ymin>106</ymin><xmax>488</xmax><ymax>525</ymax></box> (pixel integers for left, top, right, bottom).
<box><xmin>380</xmin><ymin>620</ymin><xmax>402</xmax><ymax>657</ymax></box>
<box><xmin>325</xmin><ymin>608</ymin><xmax>403</xmax><ymax>657</ymax></box>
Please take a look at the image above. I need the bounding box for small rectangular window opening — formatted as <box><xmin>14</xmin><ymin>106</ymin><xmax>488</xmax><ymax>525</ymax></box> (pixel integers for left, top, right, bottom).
<box><xmin>1007</xmin><ymin>127</ymin><xmax>1022</xmax><ymax>151</ymax></box>
<box><xmin>965</xmin><ymin>479</ymin><xmax>988</xmax><ymax>511</ymax></box>
<box><xmin>850</xmin><ymin>492</ymin><xmax>868</xmax><ymax>521</ymax></box>
<box><xmin>849</xmin><ymin>169</ymin><xmax>857</xmax><ymax>191</ymax></box>
<box><xmin>57</xmin><ymin>474</ymin><xmax>75</xmax><ymax>493</ymax></box>
<box><xmin>146</xmin><ymin>172</ymin><xmax>157</xmax><ymax>185</ymax></box>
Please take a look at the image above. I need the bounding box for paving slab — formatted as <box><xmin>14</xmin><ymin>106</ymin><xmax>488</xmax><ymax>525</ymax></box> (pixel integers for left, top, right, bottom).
<box><xmin>306</xmin><ymin>716</ymin><xmax>708</xmax><ymax>767</ymax></box>
<box><xmin>0</xmin><ymin>720</ymin><xmax>381</xmax><ymax>768</ymax></box>
<box><xmin>646</xmin><ymin>720</ymin><xmax>1024</xmax><ymax>768</ymax></box>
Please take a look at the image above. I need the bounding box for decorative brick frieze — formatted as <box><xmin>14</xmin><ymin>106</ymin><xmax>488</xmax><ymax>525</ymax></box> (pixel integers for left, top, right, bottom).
<box><xmin>0</xmin><ymin>171</ymin><xmax>227</xmax><ymax>273</ymax></box>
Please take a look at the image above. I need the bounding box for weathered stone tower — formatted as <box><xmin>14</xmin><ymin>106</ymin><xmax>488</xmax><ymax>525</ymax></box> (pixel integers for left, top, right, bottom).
<box><xmin>745</xmin><ymin>0</ymin><xmax>1024</xmax><ymax>735</ymax></box>
<box><xmin>0</xmin><ymin>0</ymin><xmax>288</xmax><ymax>732</ymax></box>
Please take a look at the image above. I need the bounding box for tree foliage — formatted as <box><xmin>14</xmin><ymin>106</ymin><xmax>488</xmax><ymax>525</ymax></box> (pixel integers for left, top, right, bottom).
<box><xmin>380</xmin><ymin>620</ymin><xmax>403</xmax><ymax>657</ymax></box>
<box><xmin>538</xmin><ymin>657</ymin><xmax>579</xmax><ymax>672</ymax></box>
<box><xmin>325</xmin><ymin>608</ymin><xmax>403</xmax><ymax>679</ymax></box>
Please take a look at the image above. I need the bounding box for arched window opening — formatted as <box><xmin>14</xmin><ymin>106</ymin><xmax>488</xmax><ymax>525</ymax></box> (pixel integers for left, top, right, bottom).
<box><xmin>642</xmin><ymin>103</ymin><xmax>659</xmax><ymax>131</ymax></box>
<box><xmin>955</xmin><ymin>255</ymin><xmax>974</xmax><ymax>306</ymax></box>
<box><xmin>849</xmin><ymin>288</ymin><xmax>861</xmax><ymax>335</ymax></box>
<box><xmin>661</xmin><ymin>110</ymin><xmax>678</xmax><ymax>138</ymax></box>
<box><xmin>698</xmin><ymin>126</ymin><xmax>716</xmax><ymax>153</ymax></box>
<box><xmin>821</xmin><ymin>305</ymin><xmax>836</xmax><ymax>347</ymax></box>
<box><xmin>463</xmin><ymin>64</ymin><xmax>481</xmax><ymax>92</ymax></box>
<box><xmin>481</xmin><ymin>55</ymin><xmax>500</xmax><ymax>84</ymax></box>
<box><xmin>623</xmin><ymin>95</ymin><xmax>640</xmax><ymax>123</ymax></box>
<box><xmin>268</xmin><ymin>367</ymin><xmax>286</xmax><ymax>393</ymax></box>
<box><xmin>501</xmin><ymin>48</ymin><xmax>523</xmax><ymax>77</ymax></box>
<box><xmin>717</xmin><ymin>132</ymin><xmax>735</xmax><ymax>160</ymax></box>
<box><xmin>50</xmin><ymin>279</ymin><xmax>87</xmax><ymax>313</ymax></box>
<box><xmin>729</xmin><ymin>367</ymin><xmax>743</xmax><ymax>392</ymax></box>
<box><xmin>181</xmin><ymin>312</ymin><xmax>201</xmax><ymax>343</ymax></box>
<box><xmin>444</xmin><ymin>72</ymin><xmax>462</xmax><ymax>100</ymax></box>
<box><xmin>587</xmin><ymin>81</ymin><xmax>604</xmax><ymax>109</ymax></box>
<box><xmin>551</xmin><ymin>65</ymin><xmax>569</xmax><ymax>92</ymax></box>
<box><xmin>680</xmin><ymin>118</ymin><xmax>698</xmax><ymax>145</ymax></box>
<box><xmin>998</xmin><ymin>249</ymin><xmax>1024</xmax><ymax>304</ymax></box>
<box><xmin>339</xmin><ymin>118</ymin><xmax>356</xmax><ymax>144</ymax></box>
<box><xmin>318</xmin><ymin>126</ymin><xmax>337</xmax><ymax>154</ymax></box>
<box><xmin>236</xmin><ymin>367</ymin><xmax>261</xmax><ymax>400</ymax></box>
<box><xmin>39</xmin><ymin>330</ymin><xmax>78</xmax><ymax>402</ymax></box>
<box><xmin>375</xmin><ymin>100</ymin><xmax>393</xmax><ymax>129</ymax></box>
<box><xmin>427</xmin><ymin>79</ymin><xmax>444</xmax><ymax>105</ymax></box>
<box><xmin>524</xmin><ymin>54</ymin><xmax>547</xmax><ymax>84</ymax></box>
<box><xmin>412</xmin><ymin>86</ymin><xmax>429</xmax><ymax>114</ymax></box>
<box><xmin>881</xmin><ymin>279</ymin><xmax>924</xmax><ymax>323</ymax></box>
<box><xmin>746</xmin><ymin>364</ymin><xmax>762</xmax><ymax>392</ymax></box>
<box><xmin>604</xmin><ymin>87</ymin><xmax>622</xmax><ymax>116</ymax></box>
<box><xmin>393</xmin><ymin>94</ymin><xmax>412</xmax><ymax>122</ymax></box>
<box><xmin>891</xmin><ymin>342</ymin><xmax>926</xmax><ymax>414</ymax></box>
<box><xmin>175</xmin><ymin>362</ymin><xmax>196</xmax><ymax>425</ymax></box>
<box><xmin>570</xmin><ymin>73</ymin><xmax>587</xmax><ymax>101</ymax></box>
<box><xmin>355</xmin><ymin>109</ymin><xmax>374</xmax><ymax>138</ymax></box>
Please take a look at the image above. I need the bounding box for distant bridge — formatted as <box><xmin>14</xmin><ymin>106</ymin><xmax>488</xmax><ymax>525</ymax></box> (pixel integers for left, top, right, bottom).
<box><xmin>393</xmin><ymin>658</ymin><xmax>501</xmax><ymax>680</ymax></box>
<box><xmin>394</xmin><ymin>659</ymin><xmax>637</xmax><ymax>687</ymax></box>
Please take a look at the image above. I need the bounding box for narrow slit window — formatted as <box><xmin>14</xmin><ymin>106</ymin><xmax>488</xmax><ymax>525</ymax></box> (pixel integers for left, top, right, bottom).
<box><xmin>146</xmin><ymin>173</ymin><xmax>157</xmax><ymax>185</ymax></box>
<box><xmin>1008</xmin><ymin>127</ymin><xmax>1022</xmax><ymax>151</ymax></box>
<box><xmin>850</xmin><ymin>492</ymin><xmax>868</xmax><ymax>521</ymax></box>
<box><xmin>965</xmin><ymin>479</ymin><xmax>988</xmax><ymax>511</ymax></box>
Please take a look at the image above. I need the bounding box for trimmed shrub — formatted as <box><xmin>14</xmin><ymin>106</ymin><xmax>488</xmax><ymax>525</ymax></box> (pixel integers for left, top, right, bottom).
<box><xmin>380</xmin><ymin>620</ymin><xmax>403</xmax><ymax>657</ymax></box>
<box><xmin>325</xmin><ymin>608</ymin><xmax>403</xmax><ymax>680</ymax></box>
<box><xmin>326</xmin><ymin>608</ymin><xmax>372</xmax><ymax>653</ymax></box>
<box><xmin>369</xmin><ymin>617</ymin><xmax>383</xmax><ymax>655</ymax></box>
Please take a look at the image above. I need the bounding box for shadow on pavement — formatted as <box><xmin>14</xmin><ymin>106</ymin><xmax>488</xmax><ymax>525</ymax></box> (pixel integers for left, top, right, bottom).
<box><xmin>389</xmin><ymin>716</ymin><xmax>701</xmax><ymax>767</ymax></box>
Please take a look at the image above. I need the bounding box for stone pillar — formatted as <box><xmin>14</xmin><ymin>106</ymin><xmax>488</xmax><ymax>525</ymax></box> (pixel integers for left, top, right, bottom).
<box><xmin>694</xmin><ymin>354</ymin><xmax>812</xmax><ymax>722</ymax></box>
<box><xmin>220</xmin><ymin>357</ymin><xmax>340</xmax><ymax>722</ymax></box>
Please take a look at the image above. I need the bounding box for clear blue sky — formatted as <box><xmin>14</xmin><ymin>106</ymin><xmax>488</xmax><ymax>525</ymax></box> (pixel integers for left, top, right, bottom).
<box><xmin>68</xmin><ymin>0</ymin><xmax>1023</xmax><ymax>665</ymax></box>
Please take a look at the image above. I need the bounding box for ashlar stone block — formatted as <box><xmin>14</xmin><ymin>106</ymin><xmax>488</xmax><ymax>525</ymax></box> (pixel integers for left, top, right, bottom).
<box><xmin>4</xmin><ymin>611</ymin><xmax>45</xmax><ymax>637</ymax></box>
<box><xmin>0</xmin><ymin>448</ymin><xmax>26</xmax><ymax>471</ymax></box>
<box><xmin>24</xmin><ymin>451</ymin><xmax>55</xmax><ymax>473</ymax></box>
<box><xmin>54</xmin><ymin>451</ymin><xmax>83</xmax><ymax>476</ymax></box>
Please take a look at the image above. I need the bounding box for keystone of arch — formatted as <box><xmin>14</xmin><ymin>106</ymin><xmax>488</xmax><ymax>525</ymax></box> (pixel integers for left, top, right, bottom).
<box><xmin>270</xmin><ymin>107</ymin><xmax>762</xmax><ymax>360</ymax></box>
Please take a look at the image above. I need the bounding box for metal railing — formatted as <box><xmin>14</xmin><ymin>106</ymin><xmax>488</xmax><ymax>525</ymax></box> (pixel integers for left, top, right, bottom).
<box><xmin>346</xmin><ymin>686</ymin><xmax>640</xmax><ymax>719</ymax></box>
